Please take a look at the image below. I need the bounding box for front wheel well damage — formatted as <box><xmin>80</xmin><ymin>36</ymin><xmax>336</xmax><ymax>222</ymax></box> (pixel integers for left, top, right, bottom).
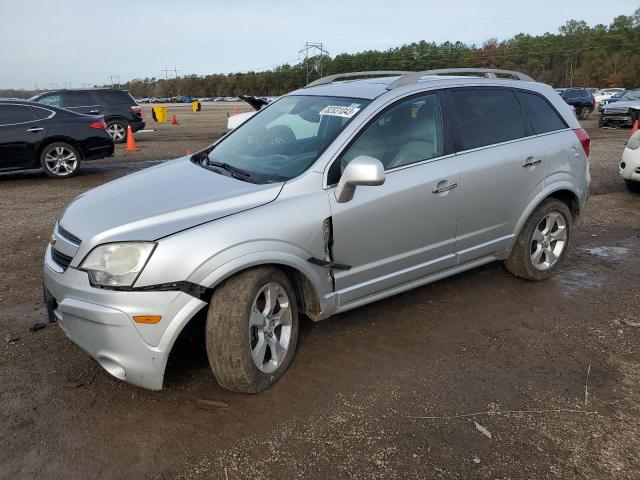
<box><xmin>165</xmin><ymin>263</ymin><xmax>322</xmax><ymax>378</ymax></box>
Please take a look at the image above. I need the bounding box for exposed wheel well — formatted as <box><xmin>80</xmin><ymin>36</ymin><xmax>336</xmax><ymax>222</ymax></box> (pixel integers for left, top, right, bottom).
<box><xmin>165</xmin><ymin>263</ymin><xmax>322</xmax><ymax>377</ymax></box>
<box><xmin>38</xmin><ymin>138</ymin><xmax>84</xmax><ymax>160</ymax></box>
<box><xmin>547</xmin><ymin>189</ymin><xmax>580</xmax><ymax>219</ymax></box>
<box><xmin>104</xmin><ymin>116</ymin><xmax>128</xmax><ymax>125</ymax></box>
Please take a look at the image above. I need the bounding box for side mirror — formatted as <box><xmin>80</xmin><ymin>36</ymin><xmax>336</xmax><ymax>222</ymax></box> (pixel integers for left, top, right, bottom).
<box><xmin>335</xmin><ymin>155</ymin><xmax>385</xmax><ymax>203</ymax></box>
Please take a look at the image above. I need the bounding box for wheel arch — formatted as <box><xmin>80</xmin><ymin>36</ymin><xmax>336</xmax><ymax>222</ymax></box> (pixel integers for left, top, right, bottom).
<box><xmin>510</xmin><ymin>185</ymin><xmax>581</xmax><ymax>252</ymax></box>
<box><xmin>37</xmin><ymin>137</ymin><xmax>85</xmax><ymax>160</ymax></box>
<box><xmin>158</xmin><ymin>257</ymin><xmax>328</xmax><ymax>387</ymax></box>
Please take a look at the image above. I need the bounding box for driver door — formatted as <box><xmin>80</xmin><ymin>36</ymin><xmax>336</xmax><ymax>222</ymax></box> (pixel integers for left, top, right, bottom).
<box><xmin>327</xmin><ymin>92</ymin><xmax>461</xmax><ymax>306</ymax></box>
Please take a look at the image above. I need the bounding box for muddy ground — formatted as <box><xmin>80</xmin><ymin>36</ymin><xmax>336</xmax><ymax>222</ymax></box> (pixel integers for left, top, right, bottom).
<box><xmin>0</xmin><ymin>105</ymin><xmax>639</xmax><ymax>479</ymax></box>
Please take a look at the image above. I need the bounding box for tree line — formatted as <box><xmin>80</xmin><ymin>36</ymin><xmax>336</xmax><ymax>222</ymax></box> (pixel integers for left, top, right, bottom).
<box><xmin>3</xmin><ymin>10</ymin><xmax>639</xmax><ymax>100</ymax></box>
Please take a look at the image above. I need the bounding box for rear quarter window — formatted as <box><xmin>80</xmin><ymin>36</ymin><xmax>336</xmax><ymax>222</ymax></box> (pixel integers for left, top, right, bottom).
<box><xmin>95</xmin><ymin>91</ymin><xmax>136</xmax><ymax>106</ymax></box>
<box><xmin>516</xmin><ymin>91</ymin><xmax>567</xmax><ymax>134</ymax></box>
<box><xmin>451</xmin><ymin>88</ymin><xmax>527</xmax><ymax>151</ymax></box>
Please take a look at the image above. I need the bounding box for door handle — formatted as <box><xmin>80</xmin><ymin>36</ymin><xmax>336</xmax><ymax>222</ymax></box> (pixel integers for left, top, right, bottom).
<box><xmin>26</xmin><ymin>127</ymin><xmax>44</xmax><ymax>133</ymax></box>
<box><xmin>89</xmin><ymin>110</ymin><xmax>100</xmax><ymax>114</ymax></box>
<box><xmin>522</xmin><ymin>157</ymin><xmax>542</xmax><ymax>168</ymax></box>
<box><xmin>432</xmin><ymin>181</ymin><xmax>458</xmax><ymax>194</ymax></box>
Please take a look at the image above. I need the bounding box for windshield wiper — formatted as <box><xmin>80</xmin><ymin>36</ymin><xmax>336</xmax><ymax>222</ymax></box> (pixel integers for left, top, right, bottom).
<box><xmin>206</xmin><ymin>159</ymin><xmax>252</xmax><ymax>180</ymax></box>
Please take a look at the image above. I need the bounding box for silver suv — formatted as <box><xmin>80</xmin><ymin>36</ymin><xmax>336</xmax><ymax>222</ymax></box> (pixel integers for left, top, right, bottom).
<box><xmin>43</xmin><ymin>69</ymin><xmax>591</xmax><ymax>393</ymax></box>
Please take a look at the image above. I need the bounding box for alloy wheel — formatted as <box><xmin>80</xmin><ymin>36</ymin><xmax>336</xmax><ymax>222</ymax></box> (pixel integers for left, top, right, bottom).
<box><xmin>44</xmin><ymin>146</ymin><xmax>78</xmax><ymax>177</ymax></box>
<box><xmin>249</xmin><ymin>282</ymin><xmax>293</xmax><ymax>374</ymax></box>
<box><xmin>107</xmin><ymin>123</ymin><xmax>126</xmax><ymax>142</ymax></box>
<box><xmin>530</xmin><ymin>212</ymin><xmax>567</xmax><ymax>271</ymax></box>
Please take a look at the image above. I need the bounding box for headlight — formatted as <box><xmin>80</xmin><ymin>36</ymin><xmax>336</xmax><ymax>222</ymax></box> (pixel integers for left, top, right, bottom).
<box><xmin>79</xmin><ymin>242</ymin><xmax>156</xmax><ymax>287</ymax></box>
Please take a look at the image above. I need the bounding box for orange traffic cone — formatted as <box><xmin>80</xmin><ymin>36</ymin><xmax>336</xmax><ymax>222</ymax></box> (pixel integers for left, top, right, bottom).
<box><xmin>186</xmin><ymin>150</ymin><xmax>192</xmax><ymax>155</ymax></box>
<box><xmin>632</xmin><ymin>119</ymin><xmax>639</xmax><ymax>135</ymax></box>
<box><xmin>171</xmin><ymin>114</ymin><xmax>179</xmax><ymax>125</ymax></box>
<box><xmin>125</xmin><ymin>125</ymin><xmax>138</xmax><ymax>151</ymax></box>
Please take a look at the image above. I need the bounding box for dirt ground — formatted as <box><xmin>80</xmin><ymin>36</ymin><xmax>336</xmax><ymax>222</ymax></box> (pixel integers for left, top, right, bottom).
<box><xmin>0</xmin><ymin>104</ymin><xmax>639</xmax><ymax>479</ymax></box>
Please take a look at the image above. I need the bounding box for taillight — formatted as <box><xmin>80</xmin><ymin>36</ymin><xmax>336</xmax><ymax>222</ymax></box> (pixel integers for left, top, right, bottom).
<box><xmin>573</xmin><ymin>128</ymin><xmax>591</xmax><ymax>157</ymax></box>
<box><xmin>131</xmin><ymin>106</ymin><xmax>144</xmax><ymax>117</ymax></box>
<box><xmin>89</xmin><ymin>120</ymin><xmax>107</xmax><ymax>130</ymax></box>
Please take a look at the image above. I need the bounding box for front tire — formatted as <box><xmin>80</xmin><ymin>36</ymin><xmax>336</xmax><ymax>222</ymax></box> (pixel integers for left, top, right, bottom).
<box><xmin>205</xmin><ymin>267</ymin><xmax>299</xmax><ymax>393</ymax></box>
<box><xmin>505</xmin><ymin>199</ymin><xmax>573</xmax><ymax>281</ymax></box>
<box><xmin>107</xmin><ymin>119</ymin><xmax>128</xmax><ymax>143</ymax></box>
<box><xmin>40</xmin><ymin>142</ymin><xmax>81</xmax><ymax>178</ymax></box>
<box><xmin>625</xmin><ymin>179</ymin><xmax>640</xmax><ymax>193</ymax></box>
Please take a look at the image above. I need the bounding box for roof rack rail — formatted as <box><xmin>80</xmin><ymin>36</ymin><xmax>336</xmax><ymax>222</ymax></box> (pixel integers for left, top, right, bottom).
<box><xmin>387</xmin><ymin>68</ymin><xmax>535</xmax><ymax>89</ymax></box>
<box><xmin>305</xmin><ymin>71</ymin><xmax>412</xmax><ymax>88</ymax></box>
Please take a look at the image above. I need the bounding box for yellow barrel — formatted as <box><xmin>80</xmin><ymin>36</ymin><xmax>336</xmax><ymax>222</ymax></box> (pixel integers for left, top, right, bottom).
<box><xmin>153</xmin><ymin>106</ymin><xmax>168</xmax><ymax>122</ymax></box>
<box><xmin>191</xmin><ymin>101</ymin><xmax>200</xmax><ymax>112</ymax></box>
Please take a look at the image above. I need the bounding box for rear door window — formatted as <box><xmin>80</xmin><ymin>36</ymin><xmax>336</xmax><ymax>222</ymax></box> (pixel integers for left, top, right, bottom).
<box><xmin>451</xmin><ymin>88</ymin><xmax>527</xmax><ymax>151</ymax></box>
<box><xmin>0</xmin><ymin>105</ymin><xmax>37</xmax><ymax>125</ymax></box>
<box><xmin>31</xmin><ymin>106</ymin><xmax>53</xmax><ymax>119</ymax></box>
<box><xmin>516</xmin><ymin>91</ymin><xmax>567</xmax><ymax>134</ymax></box>
<box><xmin>96</xmin><ymin>91</ymin><xmax>136</xmax><ymax>105</ymax></box>
<box><xmin>63</xmin><ymin>91</ymin><xmax>98</xmax><ymax>107</ymax></box>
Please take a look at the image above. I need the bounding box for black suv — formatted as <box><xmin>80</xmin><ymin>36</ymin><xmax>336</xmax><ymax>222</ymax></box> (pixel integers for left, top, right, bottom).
<box><xmin>29</xmin><ymin>89</ymin><xmax>145</xmax><ymax>143</ymax></box>
<box><xmin>558</xmin><ymin>88</ymin><xmax>595</xmax><ymax>120</ymax></box>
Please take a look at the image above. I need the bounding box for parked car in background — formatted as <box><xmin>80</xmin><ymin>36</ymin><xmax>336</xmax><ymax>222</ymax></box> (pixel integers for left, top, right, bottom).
<box><xmin>620</xmin><ymin>129</ymin><xmax>640</xmax><ymax>192</ymax></box>
<box><xmin>43</xmin><ymin>69</ymin><xmax>590</xmax><ymax>393</ymax></box>
<box><xmin>594</xmin><ymin>88</ymin><xmax>624</xmax><ymax>105</ymax></box>
<box><xmin>558</xmin><ymin>88</ymin><xmax>595</xmax><ymax>119</ymax></box>
<box><xmin>30</xmin><ymin>89</ymin><xmax>145</xmax><ymax>143</ymax></box>
<box><xmin>599</xmin><ymin>90</ymin><xmax>626</xmax><ymax>112</ymax></box>
<box><xmin>227</xmin><ymin>95</ymin><xmax>272</xmax><ymax>130</ymax></box>
<box><xmin>0</xmin><ymin>100</ymin><xmax>113</xmax><ymax>178</ymax></box>
<box><xmin>600</xmin><ymin>88</ymin><xmax>640</xmax><ymax>128</ymax></box>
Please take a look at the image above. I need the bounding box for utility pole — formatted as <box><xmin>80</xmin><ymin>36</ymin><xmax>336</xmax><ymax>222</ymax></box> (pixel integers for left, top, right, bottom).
<box><xmin>161</xmin><ymin>67</ymin><xmax>180</xmax><ymax>80</ymax></box>
<box><xmin>298</xmin><ymin>42</ymin><xmax>329</xmax><ymax>84</ymax></box>
<box><xmin>108</xmin><ymin>75</ymin><xmax>121</xmax><ymax>88</ymax></box>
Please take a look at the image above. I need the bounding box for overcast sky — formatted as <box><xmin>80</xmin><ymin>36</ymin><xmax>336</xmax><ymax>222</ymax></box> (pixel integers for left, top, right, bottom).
<box><xmin>1</xmin><ymin>0</ymin><xmax>637</xmax><ymax>89</ymax></box>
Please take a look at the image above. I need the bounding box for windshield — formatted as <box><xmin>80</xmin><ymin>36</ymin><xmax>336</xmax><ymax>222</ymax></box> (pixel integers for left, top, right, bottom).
<box><xmin>621</xmin><ymin>90</ymin><xmax>640</xmax><ymax>101</ymax></box>
<box><xmin>204</xmin><ymin>95</ymin><xmax>370</xmax><ymax>183</ymax></box>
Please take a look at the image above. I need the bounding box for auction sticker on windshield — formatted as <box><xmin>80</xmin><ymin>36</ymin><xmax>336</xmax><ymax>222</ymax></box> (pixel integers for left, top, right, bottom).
<box><xmin>319</xmin><ymin>105</ymin><xmax>361</xmax><ymax>118</ymax></box>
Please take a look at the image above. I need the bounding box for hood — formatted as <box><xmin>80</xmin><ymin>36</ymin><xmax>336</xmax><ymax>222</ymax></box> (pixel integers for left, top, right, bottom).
<box><xmin>59</xmin><ymin>157</ymin><xmax>283</xmax><ymax>244</ymax></box>
<box><xmin>605</xmin><ymin>100</ymin><xmax>640</xmax><ymax>110</ymax></box>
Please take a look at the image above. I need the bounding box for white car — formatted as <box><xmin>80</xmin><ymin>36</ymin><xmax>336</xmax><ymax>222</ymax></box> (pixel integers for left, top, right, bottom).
<box><xmin>620</xmin><ymin>129</ymin><xmax>640</xmax><ymax>192</ymax></box>
<box><xmin>594</xmin><ymin>88</ymin><xmax>624</xmax><ymax>105</ymax></box>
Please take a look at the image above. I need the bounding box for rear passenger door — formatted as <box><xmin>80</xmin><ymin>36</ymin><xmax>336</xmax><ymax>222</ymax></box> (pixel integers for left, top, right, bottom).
<box><xmin>0</xmin><ymin>104</ymin><xmax>46</xmax><ymax>169</ymax></box>
<box><xmin>449</xmin><ymin>87</ymin><xmax>546</xmax><ymax>263</ymax></box>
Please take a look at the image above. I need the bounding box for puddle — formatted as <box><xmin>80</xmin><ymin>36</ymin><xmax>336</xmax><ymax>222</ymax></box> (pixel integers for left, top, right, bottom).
<box><xmin>554</xmin><ymin>270</ymin><xmax>606</xmax><ymax>295</ymax></box>
<box><xmin>580</xmin><ymin>246</ymin><xmax>630</xmax><ymax>260</ymax></box>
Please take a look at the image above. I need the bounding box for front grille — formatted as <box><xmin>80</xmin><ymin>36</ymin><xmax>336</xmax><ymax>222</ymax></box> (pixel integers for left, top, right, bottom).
<box><xmin>57</xmin><ymin>225</ymin><xmax>81</xmax><ymax>246</ymax></box>
<box><xmin>605</xmin><ymin>108</ymin><xmax>628</xmax><ymax>114</ymax></box>
<box><xmin>51</xmin><ymin>248</ymin><xmax>73</xmax><ymax>271</ymax></box>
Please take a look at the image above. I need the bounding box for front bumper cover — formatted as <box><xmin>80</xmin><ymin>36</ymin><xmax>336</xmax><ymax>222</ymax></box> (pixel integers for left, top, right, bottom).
<box><xmin>43</xmin><ymin>246</ymin><xmax>207</xmax><ymax>390</ymax></box>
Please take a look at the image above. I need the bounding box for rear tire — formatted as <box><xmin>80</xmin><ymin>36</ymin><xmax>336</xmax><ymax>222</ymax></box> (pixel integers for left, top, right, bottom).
<box><xmin>107</xmin><ymin>119</ymin><xmax>128</xmax><ymax>143</ymax></box>
<box><xmin>580</xmin><ymin>107</ymin><xmax>592</xmax><ymax>120</ymax></box>
<box><xmin>505</xmin><ymin>199</ymin><xmax>573</xmax><ymax>281</ymax></box>
<box><xmin>40</xmin><ymin>142</ymin><xmax>81</xmax><ymax>179</ymax></box>
<box><xmin>205</xmin><ymin>267</ymin><xmax>299</xmax><ymax>393</ymax></box>
<box><xmin>625</xmin><ymin>179</ymin><xmax>640</xmax><ymax>194</ymax></box>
